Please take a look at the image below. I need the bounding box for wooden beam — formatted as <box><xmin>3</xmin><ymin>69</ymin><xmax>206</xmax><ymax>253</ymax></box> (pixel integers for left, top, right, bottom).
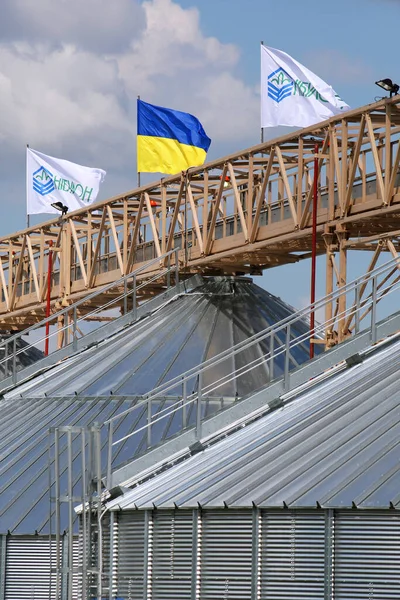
<box><xmin>342</xmin><ymin>114</ymin><xmax>366</xmax><ymax>216</ymax></box>
<box><xmin>186</xmin><ymin>181</ymin><xmax>204</xmax><ymax>253</ymax></box>
<box><xmin>88</xmin><ymin>210</ymin><xmax>107</xmax><ymax>288</ymax></box>
<box><xmin>204</xmin><ymin>164</ymin><xmax>228</xmax><ymax>255</ymax></box>
<box><xmin>126</xmin><ymin>193</ymin><xmax>145</xmax><ymax>273</ymax></box>
<box><xmin>107</xmin><ymin>205</ymin><xmax>124</xmax><ymax>275</ymax></box>
<box><xmin>366</xmin><ymin>113</ymin><xmax>385</xmax><ymax>202</ymax></box>
<box><xmin>70</xmin><ymin>221</ymin><xmax>88</xmax><ymax>287</ymax></box>
<box><xmin>387</xmin><ymin>139</ymin><xmax>400</xmax><ymax>205</ymax></box>
<box><xmin>144</xmin><ymin>193</ymin><xmax>162</xmax><ymax>257</ymax></box>
<box><xmin>9</xmin><ymin>236</ymin><xmax>27</xmax><ymax>311</ymax></box>
<box><xmin>227</xmin><ymin>162</ymin><xmax>248</xmax><ymax>240</ymax></box>
<box><xmin>249</xmin><ymin>148</ymin><xmax>275</xmax><ymax>243</ymax></box>
<box><xmin>26</xmin><ymin>236</ymin><xmax>40</xmax><ymax>302</ymax></box>
<box><xmin>0</xmin><ymin>260</ymin><xmax>9</xmax><ymax>311</ymax></box>
<box><xmin>299</xmin><ymin>133</ymin><xmax>329</xmax><ymax>228</ymax></box>
<box><xmin>275</xmin><ymin>146</ymin><xmax>298</xmax><ymax>227</ymax></box>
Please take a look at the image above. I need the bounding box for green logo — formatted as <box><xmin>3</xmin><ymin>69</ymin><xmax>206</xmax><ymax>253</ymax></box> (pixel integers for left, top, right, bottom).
<box><xmin>270</xmin><ymin>71</ymin><xmax>292</xmax><ymax>87</ymax></box>
<box><xmin>53</xmin><ymin>176</ymin><xmax>94</xmax><ymax>202</ymax></box>
<box><xmin>293</xmin><ymin>80</ymin><xmax>328</xmax><ymax>102</ymax></box>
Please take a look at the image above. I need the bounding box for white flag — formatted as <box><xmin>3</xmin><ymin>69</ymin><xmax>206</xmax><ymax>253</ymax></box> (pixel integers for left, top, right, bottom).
<box><xmin>261</xmin><ymin>45</ymin><xmax>350</xmax><ymax>128</ymax></box>
<box><xmin>26</xmin><ymin>148</ymin><xmax>106</xmax><ymax>215</ymax></box>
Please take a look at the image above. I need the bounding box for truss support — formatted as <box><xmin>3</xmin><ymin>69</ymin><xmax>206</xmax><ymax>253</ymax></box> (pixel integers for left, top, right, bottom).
<box><xmin>2</xmin><ymin>97</ymin><xmax>400</xmax><ymax>332</ymax></box>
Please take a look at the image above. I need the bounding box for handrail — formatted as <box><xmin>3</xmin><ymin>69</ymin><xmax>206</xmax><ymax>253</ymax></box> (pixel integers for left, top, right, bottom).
<box><xmin>4</xmin><ymin>265</ymin><xmax>174</xmax><ymax>365</ymax></box>
<box><xmin>109</xmin><ymin>283</ymin><xmax>381</xmax><ymax>449</ymax></box>
<box><xmin>4</xmin><ymin>248</ymin><xmax>179</xmax><ymax>344</ymax></box>
<box><xmin>1</xmin><ymin>248</ymin><xmax>179</xmax><ymax>380</ymax></box>
<box><xmin>105</xmin><ymin>253</ymin><xmax>400</xmax><ymax>425</ymax></box>
<box><xmin>105</xmin><ymin>253</ymin><xmax>400</xmax><ymax>483</ymax></box>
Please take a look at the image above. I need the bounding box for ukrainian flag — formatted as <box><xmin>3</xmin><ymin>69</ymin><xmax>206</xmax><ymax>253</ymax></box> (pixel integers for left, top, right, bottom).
<box><xmin>137</xmin><ymin>99</ymin><xmax>211</xmax><ymax>174</ymax></box>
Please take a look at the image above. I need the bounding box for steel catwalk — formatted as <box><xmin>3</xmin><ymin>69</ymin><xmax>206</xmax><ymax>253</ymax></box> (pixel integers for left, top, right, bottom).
<box><xmin>4</xmin><ymin>277</ymin><xmax>314</xmax><ymax>399</ymax></box>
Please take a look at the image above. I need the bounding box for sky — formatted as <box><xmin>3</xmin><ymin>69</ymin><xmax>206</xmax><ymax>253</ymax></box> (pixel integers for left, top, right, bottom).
<box><xmin>1</xmin><ymin>0</ymin><xmax>400</xmax><ymax>309</ymax></box>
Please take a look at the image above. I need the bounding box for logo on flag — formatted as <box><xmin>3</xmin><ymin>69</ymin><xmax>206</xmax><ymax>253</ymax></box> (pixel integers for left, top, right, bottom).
<box><xmin>267</xmin><ymin>67</ymin><xmax>330</xmax><ymax>105</ymax></box>
<box><xmin>261</xmin><ymin>44</ymin><xmax>350</xmax><ymax>128</ymax></box>
<box><xmin>27</xmin><ymin>148</ymin><xmax>106</xmax><ymax>215</ymax></box>
<box><xmin>32</xmin><ymin>167</ymin><xmax>55</xmax><ymax>196</ymax></box>
<box><xmin>268</xmin><ymin>68</ymin><xmax>293</xmax><ymax>103</ymax></box>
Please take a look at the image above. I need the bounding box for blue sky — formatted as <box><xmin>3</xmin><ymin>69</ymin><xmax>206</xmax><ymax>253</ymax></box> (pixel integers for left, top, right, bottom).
<box><xmin>172</xmin><ymin>0</ymin><xmax>400</xmax><ymax>307</ymax></box>
<box><xmin>174</xmin><ymin>0</ymin><xmax>399</xmax><ymax>113</ymax></box>
<box><xmin>0</xmin><ymin>0</ymin><xmax>399</xmax><ymax>310</ymax></box>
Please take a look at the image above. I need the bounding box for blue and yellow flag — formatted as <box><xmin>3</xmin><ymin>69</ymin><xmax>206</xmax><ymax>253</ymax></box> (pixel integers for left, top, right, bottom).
<box><xmin>137</xmin><ymin>99</ymin><xmax>211</xmax><ymax>174</ymax></box>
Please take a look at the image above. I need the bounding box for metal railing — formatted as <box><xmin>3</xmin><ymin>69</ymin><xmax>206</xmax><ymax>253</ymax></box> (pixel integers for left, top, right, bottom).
<box><xmin>0</xmin><ymin>249</ymin><xmax>179</xmax><ymax>384</ymax></box>
<box><xmin>105</xmin><ymin>254</ymin><xmax>400</xmax><ymax>484</ymax></box>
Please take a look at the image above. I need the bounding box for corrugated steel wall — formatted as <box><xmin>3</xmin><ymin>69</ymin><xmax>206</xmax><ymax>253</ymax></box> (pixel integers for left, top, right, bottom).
<box><xmin>152</xmin><ymin>510</ymin><xmax>194</xmax><ymax>599</ymax></box>
<box><xmin>0</xmin><ymin>535</ymin><xmax>80</xmax><ymax>600</ymax></box>
<box><xmin>106</xmin><ymin>508</ymin><xmax>400</xmax><ymax>600</ymax></box>
<box><xmin>260</xmin><ymin>510</ymin><xmax>326</xmax><ymax>599</ymax></box>
<box><xmin>334</xmin><ymin>511</ymin><xmax>400</xmax><ymax>599</ymax></box>
<box><xmin>200</xmin><ymin>510</ymin><xmax>253</xmax><ymax>599</ymax></box>
<box><xmin>116</xmin><ymin>512</ymin><xmax>146</xmax><ymax>599</ymax></box>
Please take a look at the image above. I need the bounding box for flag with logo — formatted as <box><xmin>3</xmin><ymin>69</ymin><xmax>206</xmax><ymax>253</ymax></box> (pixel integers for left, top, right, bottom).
<box><xmin>26</xmin><ymin>148</ymin><xmax>106</xmax><ymax>215</ymax></box>
<box><xmin>137</xmin><ymin>99</ymin><xmax>211</xmax><ymax>174</ymax></box>
<box><xmin>261</xmin><ymin>44</ymin><xmax>350</xmax><ymax>128</ymax></box>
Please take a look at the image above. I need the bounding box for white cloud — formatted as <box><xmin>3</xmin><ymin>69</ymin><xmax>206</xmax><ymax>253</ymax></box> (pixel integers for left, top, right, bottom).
<box><xmin>0</xmin><ymin>0</ymin><xmax>260</xmax><ymax>236</ymax></box>
<box><xmin>193</xmin><ymin>71</ymin><xmax>259</xmax><ymax>142</ymax></box>
<box><xmin>0</xmin><ymin>45</ymin><xmax>130</xmax><ymax>152</ymax></box>
<box><xmin>0</xmin><ymin>0</ymin><xmax>258</xmax><ymax>173</ymax></box>
<box><xmin>123</xmin><ymin>0</ymin><xmax>239</xmax><ymax>86</ymax></box>
<box><xmin>0</xmin><ymin>0</ymin><xmax>146</xmax><ymax>53</ymax></box>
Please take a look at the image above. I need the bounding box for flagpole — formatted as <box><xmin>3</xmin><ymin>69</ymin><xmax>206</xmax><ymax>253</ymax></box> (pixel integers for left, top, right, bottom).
<box><xmin>137</xmin><ymin>95</ymin><xmax>141</xmax><ymax>188</ymax></box>
<box><xmin>26</xmin><ymin>144</ymin><xmax>30</xmax><ymax>229</ymax></box>
<box><xmin>260</xmin><ymin>41</ymin><xmax>264</xmax><ymax>144</ymax></box>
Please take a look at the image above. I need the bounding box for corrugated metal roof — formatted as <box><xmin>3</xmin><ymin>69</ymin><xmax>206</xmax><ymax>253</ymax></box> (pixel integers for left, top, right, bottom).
<box><xmin>5</xmin><ymin>277</ymin><xmax>314</xmax><ymax>400</ymax></box>
<box><xmin>0</xmin><ymin>394</ymin><xmax>229</xmax><ymax>533</ymax></box>
<box><xmin>107</xmin><ymin>336</ymin><xmax>400</xmax><ymax>511</ymax></box>
<box><xmin>0</xmin><ymin>275</ymin><xmax>315</xmax><ymax>533</ymax></box>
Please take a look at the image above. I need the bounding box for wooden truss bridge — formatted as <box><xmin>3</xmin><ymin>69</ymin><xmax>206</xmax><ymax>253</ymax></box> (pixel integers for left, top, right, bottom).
<box><xmin>2</xmin><ymin>95</ymin><xmax>400</xmax><ymax>345</ymax></box>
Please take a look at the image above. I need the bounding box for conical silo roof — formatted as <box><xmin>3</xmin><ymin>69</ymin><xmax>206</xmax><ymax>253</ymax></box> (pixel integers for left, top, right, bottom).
<box><xmin>0</xmin><ymin>276</ymin><xmax>316</xmax><ymax>533</ymax></box>
<box><xmin>0</xmin><ymin>334</ymin><xmax>43</xmax><ymax>377</ymax></box>
<box><xmin>9</xmin><ymin>276</ymin><xmax>314</xmax><ymax>400</ymax></box>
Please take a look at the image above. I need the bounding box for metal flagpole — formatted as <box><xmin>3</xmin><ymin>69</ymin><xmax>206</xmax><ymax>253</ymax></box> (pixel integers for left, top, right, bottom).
<box><xmin>260</xmin><ymin>41</ymin><xmax>264</xmax><ymax>144</ymax></box>
<box><xmin>137</xmin><ymin>95</ymin><xmax>141</xmax><ymax>188</ymax></box>
<box><xmin>26</xmin><ymin>143</ymin><xmax>30</xmax><ymax>229</ymax></box>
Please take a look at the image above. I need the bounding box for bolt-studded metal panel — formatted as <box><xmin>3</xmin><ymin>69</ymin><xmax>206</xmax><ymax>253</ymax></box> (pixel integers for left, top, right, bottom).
<box><xmin>199</xmin><ymin>510</ymin><xmax>253</xmax><ymax>599</ymax></box>
<box><xmin>106</xmin><ymin>508</ymin><xmax>400</xmax><ymax>600</ymax></box>
<box><xmin>152</xmin><ymin>510</ymin><xmax>194</xmax><ymax>600</ymax></box>
<box><xmin>334</xmin><ymin>511</ymin><xmax>400</xmax><ymax>599</ymax></box>
<box><xmin>260</xmin><ymin>510</ymin><xmax>326</xmax><ymax>599</ymax></box>
<box><xmin>116</xmin><ymin>511</ymin><xmax>146</xmax><ymax>600</ymax></box>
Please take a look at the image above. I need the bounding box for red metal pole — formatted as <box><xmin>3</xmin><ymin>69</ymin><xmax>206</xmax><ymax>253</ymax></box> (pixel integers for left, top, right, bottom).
<box><xmin>310</xmin><ymin>143</ymin><xmax>319</xmax><ymax>359</ymax></box>
<box><xmin>44</xmin><ymin>240</ymin><xmax>53</xmax><ymax>356</ymax></box>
